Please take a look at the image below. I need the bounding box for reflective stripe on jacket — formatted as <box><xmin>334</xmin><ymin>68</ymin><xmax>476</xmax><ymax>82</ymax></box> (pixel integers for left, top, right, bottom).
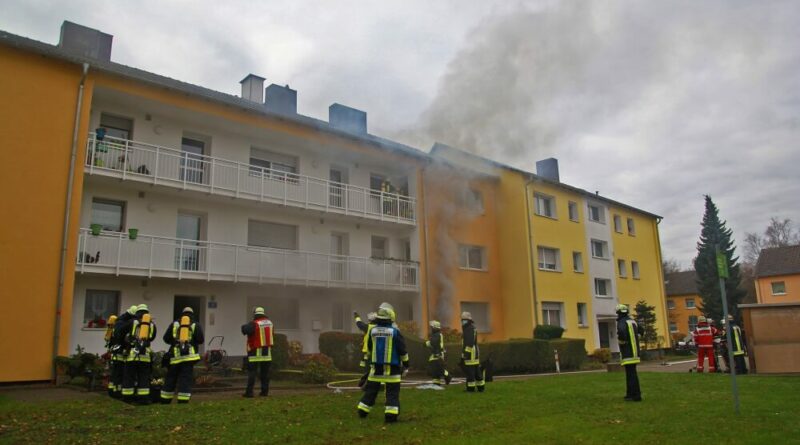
<box><xmin>617</xmin><ymin>317</ymin><xmax>641</xmax><ymax>366</ymax></box>
<box><xmin>169</xmin><ymin>321</ymin><xmax>201</xmax><ymax>364</ymax></box>
<box><xmin>462</xmin><ymin>322</ymin><xmax>479</xmax><ymax>365</ymax></box>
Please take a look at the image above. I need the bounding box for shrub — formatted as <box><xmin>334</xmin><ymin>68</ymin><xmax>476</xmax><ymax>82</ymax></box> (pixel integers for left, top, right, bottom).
<box><xmin>287</xmin><ymin>340</ymin><xmax>304</xmax><ymax>366</ymax></box>
<box><xmin>319</xmin><ymin>332</ymin><xmax>363</xmax><ymax>371</ymax></box>
<box><xmin>440</xmin><ymin>327</ymin><xmax>463</xmax><ymax>343</ymax></box>
<box><xmin>301</xmin><ymin>353</ymin><xmax>337</xmax><ymax>384</ymax></box>
<box><xmin>534</xmin><ymin>325</ymin><xmax>565</xmax><ymax>340</ymax></box>
<box><xmin>591</xmin><ymin>348</ymin><xmax>612</xmax><ymax>363</ymax></box>
<box><xmin>270</xmin><ymin>333</ymin><xmax>289</xmax><ymax>374</ymax></box>
<box><xmin>397</xmin><ymin>320</ymin><xmax>420</xmax><ymax>337</ymax></box>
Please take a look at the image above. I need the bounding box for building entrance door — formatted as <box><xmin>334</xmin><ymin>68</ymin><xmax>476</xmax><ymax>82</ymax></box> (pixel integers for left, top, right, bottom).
<box><xmin>173</xmin><ymin>295</ymin><xmax>205</xmax><ymax>351</ymax></box>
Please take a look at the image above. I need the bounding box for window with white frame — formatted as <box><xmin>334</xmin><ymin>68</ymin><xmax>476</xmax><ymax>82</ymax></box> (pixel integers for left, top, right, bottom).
<box><xmin>771</xmin><ymin>281</ymin><xmax>786</xmax><ymax>295</ymax></box>
<box><xmin>667</xmin><ymin>299</ymin><xmax>676</xmax><ymax>310</ymax></box>
<box><xmin>459</xmin><ymin>245</ymin><xmax>487</xmax><ymax>271</ymax></box>
<box><xmin>537</xmin><ymin>246</ymin><xmax>561</xmax><ymax>271</ymax></box>
<box><xmin>248</xmin><ymin>220</ymin><xmax>298</xmax><ymax>250</ymax></box>
<box><xmin>371</xmin><ymin>236</ymin><xmax>388</xmax><ymax>259</ymax></box>
<box><xmin>577</xmin><ymin>303</ymin><xmax>588</xmax><ymax>327</ymax></box>
<box><xmin>83</xmin><ymin>289</ymin><xmax>120</xmax><ymax>328</ymax></box>
<box><xmin>688</xmin><ymin>315</ymin><xmax>698</xmax><ymax>332</ymax></box>
<box><xmin>249</xmin><ymin>147</ymin><xmax>298</xmax><ymax>180</ymax></box>
<box><xmin>461</xmin><ymin>188</ymin><xmax>484</xmax><ymax>214</ymax></box>
<box><xmin>591</xmin><ymin>239</ymin><xmax>609</xmax><ymax>259</ymax></box>
<box><xmin>685</xmin><ymin>298</ymin><xmax>696</xmax><ymax>309</ymax></box>
<box><xmin>613</xmin><ymin>215</ymin><xmax>623</xmax><ymax>233</ymax></box>
<box><xmin>91</xmin><ymin>198</ymin><xmax>125</xmax><ymax>232</ymax></box>
<box><xmin>572</xmin><ymin>251</ymin><xmax>584</xmax><ymax>273</ymax></box>
<box><xmin>588</xmin><ymin>204</ymin><xmax>605</xmax><ymax>223</ymax></box>
<box><xmin>541</xmin><ymin>302</ymin><xmax>563</xmax><ymax>327</ymax></box>
<box><xmin>99</xmin><ymin>113</ymin><xmax>133</xmax><ymax>139</ymax></box>
<box><xmin>618</xmin><ymin>259</ymin><xmax>627</xmax><ymax>278</ymax></box>
<box><xmin>568</xmin><ymin>201</ymin><xmax>579</xmax><ymax>222</ymax></box>
<box><xmin>331</xmin><ymin>302</ymin><xmax>347</xmax><ymax>331</ymax></box>
<box><xmin>534</xmin><ymin>193</ymin><xmax>556</xmax><ymax>218</ymax></box>
<box><xmin>594</xmin><ymin>278</ymin><xmax>611</xmax><ymax>297</ymax></box>
<box><xmin>631</xmin><ymin>261</ymin><xmax>640</xmax><ymax>279</ymax></box>
<box><xmin>627</xmin><ymin>218</ymin><xmax>636</xmax><ymax>236</ymax></box>
<box><xmin>669</xmin><ymin>322</ymin><xmax>678</xmax><ymax>333</ymax></box>
<box><xmin>461</xmin><ymin>302</ymin><xmax>490</xmax><ymax>332</ymax></box>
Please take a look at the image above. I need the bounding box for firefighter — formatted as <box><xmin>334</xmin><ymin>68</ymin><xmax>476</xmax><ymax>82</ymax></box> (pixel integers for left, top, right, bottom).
<box><xmin>354</xmin><ymin>311</ymin><xmax>377</xmax><ymax>387</ymax></box>
<box><xmin>121</xmin><ymin>304</ymin><xmax>157</xmax><ymax>404</ymax></box>
<box><xmin>241</xmin><ymin>306</ymin><xmax>273</xmax><ymax>397</ymax></box>
<box><xmin>425</xmin><ymin>320</ymin><xmax>451</xmax><ymax>386</ymax></box>
<box><xmin>109</xmin><ymin>305</ymin><xmax>137</xmax><ymax>399</ymax></box>
<box><xmin>161</xmin><ymin>307</ymin><xmax>204</xmax><ymax>404</ymax></box>
<box><xmin>461</xmin><ymin>312</ymin><xmax>484</xmax><ymax>392</ymax></box>
<box><xmin>617</xmin><ymin>303</ymin><xmax>643</xmax><ymax>401</ymax></box>
<box><xmin>727</xmin><ymin>315</ymin><xmax>748</xmax><ymax>374</ymax></box>
<box><xmin>692</xmin><ymin>316</ymin><xmax>718</xmax><ymax>373</ymax></box>
<box><xmin>357</xmin><ymin>306</ymin><xmax>410</xmax><ymax>423</ymax></box>
<box><xmin>103</xmin><ymin>314</ymin><xmax>118</xmax><ymax>397</ymax></box>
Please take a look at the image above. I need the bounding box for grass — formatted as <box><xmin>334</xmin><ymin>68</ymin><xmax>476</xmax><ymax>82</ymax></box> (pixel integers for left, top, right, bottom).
<box><xmin>1</xmin><ymin>372</ymin><xmax>798</xmax><ymax>444</ymax></box>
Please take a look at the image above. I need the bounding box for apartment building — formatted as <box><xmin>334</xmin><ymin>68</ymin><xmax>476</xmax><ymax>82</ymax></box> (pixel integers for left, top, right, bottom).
<box><xmin>754</xmin><ymin>245</ymin><xmax>800</xmax><ymax>304</ymax></box>
<box><xmin>664</xmin><ymin>271</ymin><xmax>703</xmax><ymax>341</ymax></box>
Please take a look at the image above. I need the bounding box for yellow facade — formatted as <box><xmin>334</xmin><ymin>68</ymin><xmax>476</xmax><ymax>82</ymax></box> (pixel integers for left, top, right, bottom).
<box><xmin>666</xmin><ymin>293</ymin><xmax>703</xmax><ymax>340</ymax></box>
<box><xmin>755</xmin><ymin>274</ymin><xmax>800</xmax><ymax>304</ymax></box>
<box><xmin>0</xmin><ymin>45</ymin><xmax>92</xmax><ymax>381</ymax></box>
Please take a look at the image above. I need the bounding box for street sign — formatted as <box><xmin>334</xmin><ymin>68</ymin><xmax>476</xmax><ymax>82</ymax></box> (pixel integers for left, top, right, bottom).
<box><xmin>716</xmin><ymin>251</ymin><xmax>729</xmax><ymax>278</ymax></box>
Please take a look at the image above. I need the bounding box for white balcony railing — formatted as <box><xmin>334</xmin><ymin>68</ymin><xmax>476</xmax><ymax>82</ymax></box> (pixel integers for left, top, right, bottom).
<box><xmin>76</xmin><ymin>229</ymin><xmax>419</xmax><ymax>290</ymax></box>
<box><xmin>84</xmin><ymin>134</ymin><xmax>416</xmax><ymax>224</ymax></box>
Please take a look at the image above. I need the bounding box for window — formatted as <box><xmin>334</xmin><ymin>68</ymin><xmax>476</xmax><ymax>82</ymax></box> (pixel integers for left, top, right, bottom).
<box><xmin>572</xmin><ymin>252</ymin><xmax>584</xmax><ymax>273</ymax></box>
<box><xmin>771</xmin><ymin>281</ymin><xmax>786</xmax><ymax>295</ymax></box>
<box><xmin>250</xmin><ymin>297</ymin><xmax>299</xmax><ymax>329</ymax></box>
<box><xmin>591</xmin><ymin>239</ymin><xmax>608</xmax><ymax>259</ymax></box>
<box><xmin>685</xmin><ymin>298</ymin><xmax>695</xmax><ymax>309</ymax></box>
<box><xmin>371</xmin><ymin>236</ymin><xmax>388</xmax><ymax>259</ymax></box>
<box><xmin>627</xmin><ymin>218</ymin><xmax>636</xmax><ymax>236</ymax></box>
<box><xmin>91</xmin><ymin>198</ymin><xmax>125</xmax><ymax>232</ymax></box>
<box><xmin>594</xmin><ymin>278</ymin><xmax>611</xmax><ymax>297</ymax></box>
<box><xmin>461</xmin><ymin>302</ymin><xmax>490</xmax><ymax>332</ymax></box>
<box><xmin>688</xmin><ymin>315</ymin><xmax>698</xmax><ymax>332</ymax></box>
<box><xmin>541</xmin><ymin>302</ymin><xmax>563</xmax><ymax>327</ymax></box>
<box><xmin>568</xmin><ymin>201</ymin><xmax>579</xmax><ymax>222</ymax></box>
<box><xmin>588</xmin><ymin>204</ymin><xmax>604</xmax><ymax>223</ymax></box>
<box><xmin>331</xmin><ymin>302</ymin><xmax>347</xmax><ymax>331</ymax></box>
<box><xmin>458</xmin><ymin>245</ymin><xmax>487</xmax><ymax>270</ymax></box>
<box><xmin>669</xmin><ymin>322</ymin><xmax>678</xmax><ymax>333</ymax></box>
<box><xmin>667</xmin><ymin>299</ymin><xmax>676</xmax><ymax>310</ymax></box>
<box><xmin>250</xmin><ymin>147</ymin><xmax>298</xmax><ymax>180</ymax></box>
<box><xmin>248</xmin><ymin>220</ymin><xmax>298</xmax><ymax>250</ymax></box>
<box><xmin>631</xmin><ymin>261</ymin><xmax>640</xmax><ymax>279</ymax></box>
<box><xmin>83</xmin><ymin>289</ymin><xmax>120</xmax><ymax>328</ymax></box>
<box><xmin>537</xmin><ymin>246</ymin><xmax>560</xmax><ymax>271</ymax></box>
<box><xmin>577</xmin><ymin>303</ymin><xmax>588</xmax><ymax>327</ymax></box>
<box><xmin>461</xmin><ymin>188</ymin><xmax>484</xmax><ymax>214</ymax></box>
<box><xmin>618</xmin><ymin>259</ymin><xmax>627</xmax><ymax>278</ymax></box>
<box><xmin>613</xmin><ymin>215</ymin><xmax>623</xmax><ymax>233</ymax></box>
<box><xmin>534</xmin><ymin>193</ymin><xmax>556</xmax><ymax>218</ymax></box>
<box><xmin>99</xmin><ymin>113</ymin><xmax>133</xmax><ymax>139</ymax></box>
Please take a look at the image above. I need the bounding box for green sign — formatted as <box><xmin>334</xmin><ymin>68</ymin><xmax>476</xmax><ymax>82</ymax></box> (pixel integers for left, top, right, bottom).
<box><xmin>716</xmin><ymin>252</ymin><xmax>729</xmax><ymax>278</ymax></box>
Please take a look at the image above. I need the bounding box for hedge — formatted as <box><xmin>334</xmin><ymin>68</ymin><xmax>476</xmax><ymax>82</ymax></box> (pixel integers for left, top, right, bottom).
<box><xmin>534</xmin><ymin>324</ymin><xmax>565</xmax><ymax>340</ymax></box>
<box><xmin>271</xmin><ymin>333</ymin><xmax>290</xmax><ymax>372</ymax></box>
<box><xmin>319</xmin><ymin>330</ymin><xmax>585</xmax><ymax>375</ymax></box>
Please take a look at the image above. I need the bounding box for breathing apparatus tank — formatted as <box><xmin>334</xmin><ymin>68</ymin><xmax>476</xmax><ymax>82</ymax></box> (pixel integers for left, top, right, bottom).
<box><xmin>178</xmin><ymin>315</ymin><xmax>191</xmax><ymax>342</ymax></box>
<box><xmin>138</xmin><ymin>313</ymin><xmax>152</xmax><ymax>340</ymax></box>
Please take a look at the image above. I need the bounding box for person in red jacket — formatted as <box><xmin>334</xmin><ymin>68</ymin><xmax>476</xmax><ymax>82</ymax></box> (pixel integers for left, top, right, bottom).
<box><xmin>241</xmin><ymin>306</ymin><xmax>274</xmax><ymax>397</ymax></box>
<box><xmin>692</xmin><ymin>316</ymin><xmax>718</xmax><ymax>373</ymax></box>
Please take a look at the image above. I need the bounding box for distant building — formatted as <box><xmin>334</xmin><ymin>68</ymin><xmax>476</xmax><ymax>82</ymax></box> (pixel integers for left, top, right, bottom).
<box><xmin>664</xmin><ymin>270</ymin><xmax>703</xmax><ymax>340</ymax></box>
<box><xmin>755</xmin><ymin>245</ymin><xmax>800</xmax><ymax>304</ymax></box>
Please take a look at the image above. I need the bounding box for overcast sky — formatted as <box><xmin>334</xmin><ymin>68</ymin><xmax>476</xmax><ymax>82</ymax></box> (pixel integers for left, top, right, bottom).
<box><xmin>3</xmin><ymin>0</ymin><xmax>799</xmax><ymax>268</ymax></box>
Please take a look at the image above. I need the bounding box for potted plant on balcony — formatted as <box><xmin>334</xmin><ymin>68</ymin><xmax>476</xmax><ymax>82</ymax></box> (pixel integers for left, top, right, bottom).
<box><xmin>90</xmin><ymin>224</ymin><xmax>103</xmax><ymax>236</ymax></box>
<box><xmin>128</xmin><ymin>228</ymin><xmax>139</xmax><ymax>240</ymax></box>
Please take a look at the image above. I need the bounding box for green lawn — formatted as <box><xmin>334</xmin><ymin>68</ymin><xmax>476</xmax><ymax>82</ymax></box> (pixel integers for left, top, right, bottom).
<box><xmin>1</xmin><ymin>372</ymin><xmax>798</xmax><ymax>444</ymax></box>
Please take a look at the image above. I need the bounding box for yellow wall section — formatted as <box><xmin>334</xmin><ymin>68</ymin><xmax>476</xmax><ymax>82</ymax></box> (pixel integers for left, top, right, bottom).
<box><xmin>756</xmin><ymin>274</ymin><xmax>800</xmax><ymax>304</ymax></box>
<box><xmin>611</xmin><ymin>210</ymin><xmax>671</xmax><ymax>348</ymax></box>
<box><xmin>0</xmin><ymin>46</ymin><xmax>92</xmax><ymax>381</ymax></box>
<box><xmin>528</xmin><ymin>181</ymin><xmax>595</xmax><ymax>349</ymax></box>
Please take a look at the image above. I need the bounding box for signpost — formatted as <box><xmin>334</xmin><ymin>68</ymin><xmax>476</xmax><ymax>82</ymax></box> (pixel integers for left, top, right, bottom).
<box><xmin>716</xmin><ymin>245</ymin><xmax>740</xmax><ymax>414</ymax></box>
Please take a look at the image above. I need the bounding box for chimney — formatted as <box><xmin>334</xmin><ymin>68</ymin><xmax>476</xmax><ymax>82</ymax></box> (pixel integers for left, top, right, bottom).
<box><xmin>58</xmin><ymin>21</ymin><xmax>113</xmax><ymax>61</ymax></box>
<box><xmin>329</xmin><ymin>103</ymin><xmax>367</xmax><ymax>134</ymax></box>
<box><xmin>535</xmin><ymin>158</ymin><xmax>560</xmax><ymax>182</ymax></box>
<box><xmin>240</xmin><ymin>74</ymin><xmax>265</xmax><ymax>103</ymax></box>
<box><xmin>265</xmin><ymin>84</ymin><xmax>297</xmax><ymax>115</ymax></box>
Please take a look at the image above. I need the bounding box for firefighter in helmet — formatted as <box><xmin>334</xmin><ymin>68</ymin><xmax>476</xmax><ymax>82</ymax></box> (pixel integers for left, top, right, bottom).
<box><xmin>357</xmin><ymin>306</ymin><xmax>409</xmax><ymax>423</ymax></box>
<box><xmin>692</xmin><ymin>315</ymin><xmax>718</xmax><ymax>373</ymax></box>
<box><xmin>727</xmin><ymin>315</ymin><xmax>748</xmax><ymax>374</ymax></box>
<box><xmin>354</xmin><ymin>311</ymin><xmax>378</xmax><ymax>387</ymax></box>
<box><xmin>120</xmin><ymin>304</ymin><xmax>157</xmax><ymax>404</ymax></box>
<box><xmin>617</xmin><ymin>303</ymin><xmax>643</xmax><ymax>401</ymax></box>
<box><xmin>109</xmin><ymin>305</ymin><xmax>137</xmax><ymax>399</ymax></box>
<box><xmin>426</xmin><ymin>320</ymin><xmax>451</xmax><ymax>386</ymax></box>
<box><xmin>161</xmin><ymin>307</ymin><xmax>204</xmax><ymax>404</ymax></box>
<box><xmin>461</xmin><ymin>311</ymin><xmax>484</xmax><ymax>392</ymax></box>
<box><xmin>241</xmin><ymin>306</ymin><xmax>274</xmax><ymax>397</ymax></box>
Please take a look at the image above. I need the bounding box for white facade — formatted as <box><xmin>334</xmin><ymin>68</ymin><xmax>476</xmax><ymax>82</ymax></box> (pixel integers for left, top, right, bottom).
<box><xmin>71</xmin><ymin>88</ymin><xmax>422</xmax><ymax>355</ymax></box>
<box><xmin>583</xmin><ymin>198</ymin><xmax>619</xmax><ymax>352</ymax></box>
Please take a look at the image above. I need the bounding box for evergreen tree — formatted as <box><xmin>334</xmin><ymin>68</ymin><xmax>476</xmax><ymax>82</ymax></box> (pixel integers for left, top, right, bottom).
<box><xmin>634</xmin><ymin>300</ymin><xmax>658</xmax><ymax>350</ymax></box>
<box><xmin>693</xmin><ymin>195</ymin><xmax>746</xmax><ymax>322</ymax></box>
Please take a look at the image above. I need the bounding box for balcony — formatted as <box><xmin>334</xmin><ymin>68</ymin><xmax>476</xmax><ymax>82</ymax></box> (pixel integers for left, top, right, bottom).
<box><xmin>76</xmin><ymin>229</ymin><xmax>419</xmax><ymax>291</ymax></box>
<box><xmin>84</xmin><ymin>134</ymin><xmax>416</xmax><ymax>225</ymax></box>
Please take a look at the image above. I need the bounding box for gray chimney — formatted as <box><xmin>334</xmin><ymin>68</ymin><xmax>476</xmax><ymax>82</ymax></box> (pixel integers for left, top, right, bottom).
<box><xmin>58</xmin><ymin>21</ymin><xmax>113</xmax><ymax>61</ymax></box>
<box><xmin>240</xmin><ymin>74</ymin><xmax>265</xmax><ymax>103</ymax></box>
<box><xmin>265</xmin><ymin>84</ymin><xmax>297</xmax><ymax>115</ymax></box>
<box><xmin>329</xmin><ymin>103</ymin><xmax>367</xmax><ymax>134</ymax></box>
<box><xmin>536</xmin><ymin>158</ymin><xmax>560</xmax><ymax>182</ymax></box>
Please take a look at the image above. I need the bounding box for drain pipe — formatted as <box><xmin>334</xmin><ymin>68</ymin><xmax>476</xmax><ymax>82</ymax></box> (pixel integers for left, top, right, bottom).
<box><xmin>419</xmin><ymin>166</ymin><xmax>432</xmax><ymax>329</ymax></box>
<box><xmin>524</xmin><ymin>180</ymin><xmax>540</xmax><ymax>327</ymax></box>
<box><xmin>53</xmin><ymin>62</ymin><xmax>89</xmax><ymax>380</ymax></box>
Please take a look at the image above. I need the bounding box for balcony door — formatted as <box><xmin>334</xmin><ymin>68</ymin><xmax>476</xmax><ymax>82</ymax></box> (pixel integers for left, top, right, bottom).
<box><xmin>176</xmin><ymin>213</ymin><xmax>204</xmax><ymax>271</ymax></box>
<box><xmin>329</xmin><ymin>167</ymin><xmax>347</xmax><ymax>208</ymax></box>
<box><xmin>330</xmin><ymin>233</ymin><xmax>348</xmax><ymax>282</ymax></box>
<box><xmin>180</xmin><ymin>137</ymin><xmax>206</xmax><ymax>184</ymax></box>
